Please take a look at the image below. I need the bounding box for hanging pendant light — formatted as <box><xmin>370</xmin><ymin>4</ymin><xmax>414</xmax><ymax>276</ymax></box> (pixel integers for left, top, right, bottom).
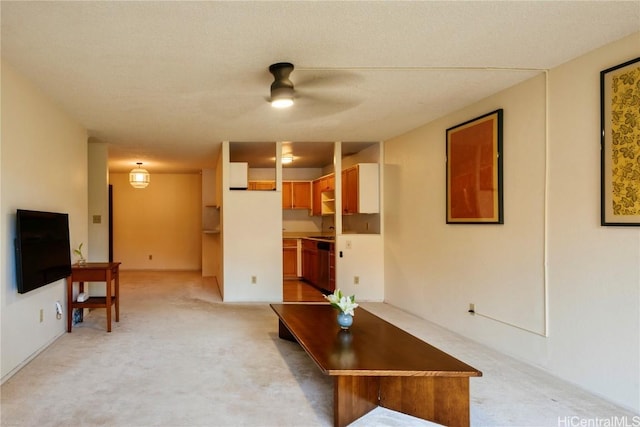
<box><xmin>129</xmin><ymin>162</ymin><xmax>150</xmax><ymax>189</ymax></box>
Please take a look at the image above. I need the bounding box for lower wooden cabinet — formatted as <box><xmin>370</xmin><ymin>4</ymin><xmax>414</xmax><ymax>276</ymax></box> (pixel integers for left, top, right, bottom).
<box><xmin>283</xmin><ymin>239</ymin><xmax>298</xmax><ymax>278</ymax></box>
<box><xmin>301</xmin><ymin>239</ymin><xmax>318</xmax><ymax>284</ymax></box>
<box><xmin>301</xmin><ymin>238</ymin><xmax>335</xmax><ymax>291</ymax></box>
<box><xmin>328</xmin><ymin>244</ymin><xmax>335</xmax><ymax>292</ymax></box>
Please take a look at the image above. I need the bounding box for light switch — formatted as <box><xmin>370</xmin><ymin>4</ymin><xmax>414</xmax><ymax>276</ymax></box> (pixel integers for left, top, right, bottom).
<box><xmin>92</xmin><ymin>215</ymin><xmax>101</xmax><ymax>224</ymax></box>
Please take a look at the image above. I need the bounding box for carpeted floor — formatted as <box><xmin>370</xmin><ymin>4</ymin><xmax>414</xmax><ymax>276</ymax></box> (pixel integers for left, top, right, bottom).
<box><xmin>1</xmin><ymin>271</ymin><xmax>636</xmax><ymax>426</ymax></box>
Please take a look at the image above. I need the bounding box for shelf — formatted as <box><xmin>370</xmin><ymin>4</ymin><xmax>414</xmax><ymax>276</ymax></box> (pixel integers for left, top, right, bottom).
<box><xmin>203</xmin><ymin>230</ymin><xmax>220</xmax><ymax>234</ymax></box>
<box><xmin>72</xmin><ymin>296</ymin><xmax>115</xmax><ymax>310</ymax></box>
<box><xmin>321</xmin><ymin>190</ymin><xmax>335</xmax><ymax>215</ymax></box>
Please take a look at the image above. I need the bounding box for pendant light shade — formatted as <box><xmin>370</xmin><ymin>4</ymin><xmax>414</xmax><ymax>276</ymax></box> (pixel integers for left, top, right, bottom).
<box><xmin>129</xmin><ymin>162</ymin><xmax>150</xmax><ymax>189</ymax></box>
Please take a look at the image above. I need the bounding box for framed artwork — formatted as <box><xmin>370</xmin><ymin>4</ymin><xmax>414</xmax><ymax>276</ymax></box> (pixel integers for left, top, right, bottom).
<box><xmin>446</xmin><ymin>109</ymin><xmax>503</xmax><ymax>224</ymax></box>
<box><xmin>600</xmin><ymin>56</ymin><xmax>640</xmax><ymax>226</ymax></box>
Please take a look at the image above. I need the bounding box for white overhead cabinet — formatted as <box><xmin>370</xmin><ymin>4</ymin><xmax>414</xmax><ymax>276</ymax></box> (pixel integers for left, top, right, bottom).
<box><xmin>342</xmin><ymin>163</ymin><xmax>379</xmax><ymax>214</ymax></box>
<box><xmin>229</xmin><ymin>162</ymin><xmax>248</xmax><ymax>189</ymax></box>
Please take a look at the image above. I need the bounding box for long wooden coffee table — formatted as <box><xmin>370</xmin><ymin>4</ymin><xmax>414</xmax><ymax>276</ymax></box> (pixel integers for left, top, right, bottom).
<box><xmin>271</xmin><ymin>304</ymin><xmax>482</xmax><ymax>427</ymax></box>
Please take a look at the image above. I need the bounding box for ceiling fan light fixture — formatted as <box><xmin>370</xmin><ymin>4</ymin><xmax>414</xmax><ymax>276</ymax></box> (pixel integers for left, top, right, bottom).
<box><xmin>269</xmin><ymin>62</ymin><xmax>295</xmax><ymax>108</ymax></box>
<box><xmin>271</xmin><ymin>95</ymin><xmax>294</xmax><ymax>108</ymax></box>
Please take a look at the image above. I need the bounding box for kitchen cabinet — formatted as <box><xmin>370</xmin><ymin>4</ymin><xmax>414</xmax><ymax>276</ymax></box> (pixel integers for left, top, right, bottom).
<box><xmin>312</xmin><ymin>174</ymin><xmax>335</xmax><ymax>216</ymax></box>
<box><xmin>328</xmin><ymin>243</ymin><xmax>336</xmax><ymax>292</ymax></box>
<box><xmin>301</xmin><ymin>238</ymin><xmax>335</xmax><ymax>291</ymax></box>
<box><xmin>229</xmin><ymin>162</ymin><xmax>248</xmax><ymax>189</ymax></box>
<box><xmin>283</xmin><ymin>239</ymin><xmax>298</xmax><ymax>278</ymax></box>
<box><xmin>248</xmin><ymin>181</ymin><xmax>275</xmax><ymax>190</ymax></box>
<box><xmin>282</xmin><ymin>181</ymin><xmax>311</xmax><ymax>210</ymax></box>
<box><xmin>341</xmin><ymin>163</ymin><xmax>379</xmax><ymax>214</ymax></box>
<box><xmin>302</xmin><ymin>239</ymin><xmax>318</xmax><ymax>285</ymax></box>
<box><xmin>312</xmin><ymin>181</ymin><xmax>322</xmax><ymax>216</ymax></box>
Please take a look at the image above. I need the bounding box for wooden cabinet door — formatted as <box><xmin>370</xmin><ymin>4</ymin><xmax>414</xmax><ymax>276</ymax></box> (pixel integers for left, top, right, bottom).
<box><xmin>312</xmin><ymin>179</ymin><xmax>322</xmax><ymax>216</ymax></box>
<box><xmin>292</xmin><ymin>182</ymin><xmax>311</xmax><ymax>209</ymax></box>
<box><xmin>328</xmin><ymin>243</ymin><xmax>336</xmax><ymax>292</ymax></box>
<box><xmin>302</xmin><ymin>240</ymin><xmax>318</xmax><ymax>285</ymax></box>
<box><xmin>282</xmin><ymin>181</ymin><xmax>292</xmax><ymax>209</ymax></box>
<box><xmin>342</xmin><ymin>166</ymin><xmax>358</xmax><ymax>214</ymax></box>
<box><xmin>283</xmin><ymin>248</ymin><xmax>297</xmax><ymax>278</ymax></box>
<box><xmin>326</xmin><ymin>174</ymin><xmax>335</xmax><ymax>191</ymax></box>
<box><xmin>253</xmin><ymin>181</ymin><xmax>275</xmax><ymax>190</ymax></box>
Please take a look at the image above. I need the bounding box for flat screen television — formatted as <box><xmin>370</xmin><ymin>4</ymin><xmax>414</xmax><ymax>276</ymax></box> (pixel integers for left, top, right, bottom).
<box><xmin>15</xmin><ymin>209</ymin><xmax>72</xmax><ymax>294</ymax></box>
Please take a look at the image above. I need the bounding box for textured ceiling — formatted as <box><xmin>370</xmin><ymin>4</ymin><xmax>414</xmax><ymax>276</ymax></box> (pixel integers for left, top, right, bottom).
<box><xmin>2</xmin><ymin>1</ymin><xmax>639</xmax><ymax>172</ymax></box>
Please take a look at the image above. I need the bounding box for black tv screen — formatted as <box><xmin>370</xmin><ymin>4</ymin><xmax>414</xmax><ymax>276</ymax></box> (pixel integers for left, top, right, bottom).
<box><xmin>15</xmin><ymin>209</ymin><xmax>72</xmax><ymax>294</ymax></box>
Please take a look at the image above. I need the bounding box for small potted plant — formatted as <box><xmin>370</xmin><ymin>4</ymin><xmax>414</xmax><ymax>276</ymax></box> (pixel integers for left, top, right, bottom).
<box><xmin>73</xmin><ymin>243</ymin><xmax>86</xmax><ymax>265</ymax></box>
<box><xmin>324</xmin><ymin>289</ymin><xmax>359</xmax><ymax>329</ymax></box>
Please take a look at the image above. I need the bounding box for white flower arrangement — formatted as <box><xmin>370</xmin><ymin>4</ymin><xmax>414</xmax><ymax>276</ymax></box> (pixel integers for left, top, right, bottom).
<box><xmin>73</xmin><ymin>243</ymin><xmax>85</xmax><ymax>263</ymax></box>
<box><xmin>324</xmin><ymin>289</ymin><xmax>359</xmax><ymax>316</ymax></box>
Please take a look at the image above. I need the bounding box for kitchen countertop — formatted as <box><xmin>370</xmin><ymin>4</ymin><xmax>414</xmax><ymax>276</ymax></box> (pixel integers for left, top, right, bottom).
<box><xmin>283</xmin><ymin>232</ymin><xmax>335</xmax><ymax>241</ymax></box>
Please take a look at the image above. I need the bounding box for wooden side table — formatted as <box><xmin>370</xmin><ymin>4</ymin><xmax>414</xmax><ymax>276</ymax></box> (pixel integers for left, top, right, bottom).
<box><xmin>66</xmin><ymin>262</ymin><xmax>121</xmax><ymax>332</ymax></box>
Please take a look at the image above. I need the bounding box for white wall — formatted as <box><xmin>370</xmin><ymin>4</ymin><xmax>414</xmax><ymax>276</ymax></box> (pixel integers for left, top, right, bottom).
<box><xmin>202</xmin><ymin>168</ymin><xmax>220</xmax><ymax>278</ymax></box>
<box><xmin>1</xmin><ymin>61</ymin><xmax>88</xmax><ymax>381</ymax></box>
<box><xmin>222</xmin><ymin>190</ymin><xmax>283</xmax><ymax>302</ymax></box>
<box><xmin>109</xmin><ymin>172</ymin><xmax>202</xmax><ymax>270</ymax></box>
<box><xmin>87</xmin><ymin>141</ymin><xmax>109</xmax><ymax>264</ymax></box>
<box><xmin>545</xmin><ymin>33</ymin><xmax>639</xmax><ymax>411</ymax></box>
<box><xmin>221</xmin><ymin>141</ymin><xmax>283</xmax><ymax>302</ymax></box>
<box><xmin>87</xmin><ymin>141</ymin><xmax>110</xmax><ymax>296</ymax></box>
<box><xmin>384</xmin><ymin>33</ymin><xmax>640</xmax><ymax>411</ymax></box>
<box><xmin>336</xmin><ymin>234</ymin><xmax>384</xmax><ymax>302</ymax></box>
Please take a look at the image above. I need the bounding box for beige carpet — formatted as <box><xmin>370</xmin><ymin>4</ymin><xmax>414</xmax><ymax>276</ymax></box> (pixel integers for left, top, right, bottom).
<box><xmin>1</xmin><ymin>271</ymin><xmax>636</xmax><ymax>426</ymax></box>
<box><xmin>0</xmin><ymin>271</ymin><xmax>432</xmax><ymax>427</ymax></box>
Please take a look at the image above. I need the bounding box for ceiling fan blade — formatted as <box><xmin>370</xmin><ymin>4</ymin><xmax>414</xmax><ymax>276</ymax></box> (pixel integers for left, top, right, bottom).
<box><xmin>294</xmin><ymin>70</ymin><xmax>364</xmax><ymax>92</ymax></box>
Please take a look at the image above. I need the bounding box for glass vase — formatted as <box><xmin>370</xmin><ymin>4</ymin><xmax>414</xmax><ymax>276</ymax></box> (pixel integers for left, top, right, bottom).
<box><xmin>337</xmin><ymin>312</ymin><xmax>353</xmax><ymax>329</ymax></box>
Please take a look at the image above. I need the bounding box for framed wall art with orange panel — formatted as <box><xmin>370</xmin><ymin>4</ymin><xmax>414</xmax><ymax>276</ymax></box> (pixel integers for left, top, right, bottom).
<box><xmin>446</xmin><ymin>109</ymin><xmax>503</xmax><ymax>224</ymax></box>
<box><xmin>601</xmin><ymin>57</ymin><xmax>640</xmax><ymax>226</ymax></box>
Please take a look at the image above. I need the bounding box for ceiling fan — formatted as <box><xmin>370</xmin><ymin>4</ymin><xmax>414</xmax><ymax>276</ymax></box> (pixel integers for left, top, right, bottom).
<box><xmin>267</xmin><ymin>61</ymin><xmax>364</xmax><ymax>117</ymax></box>
<box><xmin>268</xmin><ymin>62</ymin><xmax>295</xmax><ymax>108</ymax></box>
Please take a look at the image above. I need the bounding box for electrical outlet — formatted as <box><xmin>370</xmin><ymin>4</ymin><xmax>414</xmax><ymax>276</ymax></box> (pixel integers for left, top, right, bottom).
<box><xmin>251</xmin><ymin>275</ymin><xmax>257</xmax><ymax>284</ymax></box>
<box><xmin>354</xmin><ymin>276</ymin><xmax>359</xmax><ymax>285</ymax></box>
<box><xmin>39</xmin><ymin>309</ymin><xmax>44</xmax><ymax>323</ymax></box>
<box><xmin>468</xmin><ymin>303</ymin><xmax>475</xmax><ymax>314</ymax></box>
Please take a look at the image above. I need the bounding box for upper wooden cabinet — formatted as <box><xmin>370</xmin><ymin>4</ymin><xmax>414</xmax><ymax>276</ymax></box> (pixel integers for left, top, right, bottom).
<box><xmin>248</xmin><ymin>181</ymin><xmax>276</xmax><ymax>191</ymax></box>
<box><xmin>283</xmin><ymin>181</ymin><xmax>312</xmax><ymax>210</ymax></box>
<box><xmin>312</xmin><ymin>174</ymin><xmax>335</xmax><ymax>216</ymax></box>
<box><xmin>341</xmin><ymin>164</ymin><xmax>379</xmax><ymax>214</ymax></box>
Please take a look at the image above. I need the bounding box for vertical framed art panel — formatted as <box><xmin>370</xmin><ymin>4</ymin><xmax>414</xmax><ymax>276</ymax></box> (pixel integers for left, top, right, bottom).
<box><xmin>446</xmin><ymin>109</ymin><xmax>503</xmax><ymax>224</ymax></box>
<box><xmin>601</xmin><ymin>57</ymin><xmax>640</xmax><ymax>226</ymax></box>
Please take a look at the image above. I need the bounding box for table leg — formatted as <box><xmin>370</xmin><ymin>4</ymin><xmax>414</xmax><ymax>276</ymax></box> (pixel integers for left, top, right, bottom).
<box><xmin>333</xmin><ymin>376</ymin><xmax>379</xmax><ymax>427</ymax></box>
<box><xmin>66</xmin><ymin>276</ymin><xmax>73</xmax><ymax>332</ymax></box>
<box><xmin>105</xmin><ymin>269</ymin><xmax>112</xmax><ymax>332</ymax></box>
<box><xmin>278</xmin><ymin>319</ymin><xmax>297</xmax><ymax>343</ymax></box>
<box><xmin>379</xmin><ymin>376</ymin><xmax>470</xmax><ymax>427</ymax></box>
<box><xmin>114</xmin><ymin>266</ymin><xmax>120</xmax><ymax>322</ymax></box>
